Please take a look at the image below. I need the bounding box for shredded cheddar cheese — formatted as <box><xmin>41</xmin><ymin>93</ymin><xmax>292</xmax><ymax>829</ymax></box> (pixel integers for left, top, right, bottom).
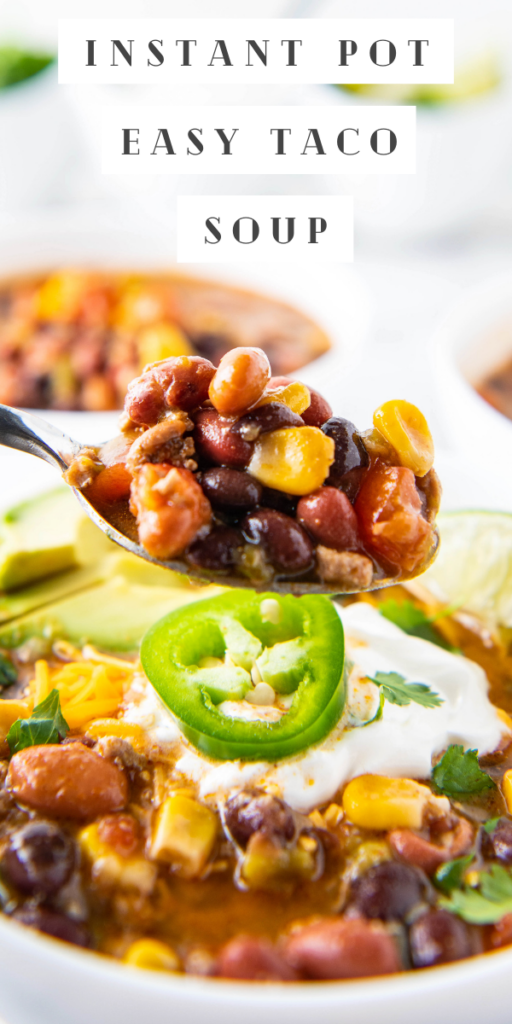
<box><xmin>0</xmin><ymin>649</ymin><xmax>136</xmax><ymax>734</ymax></box>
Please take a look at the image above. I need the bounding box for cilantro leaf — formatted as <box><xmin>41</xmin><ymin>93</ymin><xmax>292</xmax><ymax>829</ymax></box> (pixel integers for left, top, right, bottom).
<box><xmin>484</xmin><ymin>817</ymin><xmax>502</xmax><ymax>835</ymax></box>
<box><xmin>0</xmin><ymin>654</ymin><xmax>16</xmax><ymax>688</ymax></box>
<box><xmin>440</xmin><ymin>865</ymin><xmax>512</xmax><ymax>924</ymax></box>
<box><xmin>378</xmin><ymin>598</ymin><xmax>456</xmax><ymax>651</ymax></box>
<box><xmin>434</xmin><ymin>854</ymin><xmax>474</xmax><ymax>894</ymax></box>
<box><xmin>7</xmin><ymin>689</ymin><xmax>69</xmax><ymax>755</ymax></box>
<box><xmin>368</xmin><ymin>670</ymin><xmax>444</xmax><ymax>709</ymax></box>
<box><xmin>432</xmin><ymin>744</ymin><xmax>495</xmax><ymax>798</ymax></box>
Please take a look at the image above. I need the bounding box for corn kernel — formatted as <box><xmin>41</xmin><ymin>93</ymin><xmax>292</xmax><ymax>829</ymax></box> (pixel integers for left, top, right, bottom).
<box><xmin>343</xmin><ymin>774</ymin><xmax>432</xmax><ymax>830</ymax></box>
<box><xmin>79</xmin><ymin>824</ymin><xmax>156</xmax><ymax>894</ymax></box>
<box><xmin>241</xmin><ymin>832</ymin><xmax>316</xmax><ymax>889</ymax></box>
<box><xmin>36</xmin><ymin>272</ymin><xmax>88</xmax><ymax>322</ymax></box>
<box><xmin>248</xmin><ymin>427</ymin><xmax>334</xmax><ymax>496</ymax></box>
<box><xmin>86</xmin><ymin>719</ymin><xmax>147</xmax><ymax>751</ymax></box>
<box><xmin>502</xmin><ymin>770</ymin><xmax>512</xmax><ymax>814</ymax></box>
<box><xmin>308</xmin><ymin>809</ymin><xmax>324</xmax><ymax>829</ymax></box>
<box><xmin>0</xmin><ymin>699</ymin><xmax>31</xmax><ymax>732</ymax></box>
<box><xmin>136</xmin><ymin>323</ymin><xmax>193</xmax><ymax>367</ymax></box>
<box><xmin>259</xmin><ymin>381</ymin><xmax>311</xmax><ymax>416</ymax></box>
<box><xmin>323</xmin><ymin>803</ymin><xmax>344</xmax><ymax>828</ymax></box>
<box><xmin>496</xmin><ymin>707</ymin><xmax>512</xmax><ymax>733</ymax></box>
<box><xmin>123</xmin><ymin>939</ymin><xmax>180</xmax><ymax>972</ymax></box>
<box><xmin>150</xmin><ymin>794</ymin><xmax>217</xmax><ymax>878</ymax></box>
<box><xmin>113</xmin><ymin>284</ymin><xmax>166</xmax><ymax>330</ymax></box>
<box><xmin>345</xmin><ymin>840</ymin><xmax>391</xmax><ymax>881</ymax></box>
<box><xmin>373</xmin><ymin>400</ymin><xmax>434</xmax><ymax>478</ymax></box>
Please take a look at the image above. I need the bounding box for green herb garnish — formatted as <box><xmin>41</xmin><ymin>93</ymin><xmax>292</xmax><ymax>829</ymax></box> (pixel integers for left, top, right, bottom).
<box><xmin>434</xmin><ymin>854</ymin><xmax>474</xmax><ymax>894</ymax></box>
<box><xmin>7</xmin><ymin>689</ymin><xmax>69</xmax><ymax>755</ymax></box>
<box><xmin>0</xmin><ymin>653</ymin><xmax>16</xmax><ymax>688</ymax></box>
<box><xmin>368</xmin><ymin>671</ymin><xmax>444</xmax><ymax>709</ymax></box>
<box><xmin>0</xmin><ymin>46</ymin><xmax>54</xmax><ymax>90</ymax></box>
<box><xmin>432</xmin><ymin>744</ymin><xmax>495</xmax><ymax>798</ymax></box>
<box><xmin>378</xmin><ymin>598</ymin><xmax>456</xmax><ymax>652</ymax></box>
<box><xmin>440</xmin><ymin>865</ymin><xmax>512</xmax><ymax>924</ymax></box>
<box><xmin>484</xmin><ymin>817</ymin><xmax>502</xmax><ymax>835</ymax></box>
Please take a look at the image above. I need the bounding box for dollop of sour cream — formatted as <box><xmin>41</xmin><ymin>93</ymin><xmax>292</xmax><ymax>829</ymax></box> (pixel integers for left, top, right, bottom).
<box><xmin>123</xmin><ymin>603</ymin><xmax>507</xmax><ymax>814</ymax></box>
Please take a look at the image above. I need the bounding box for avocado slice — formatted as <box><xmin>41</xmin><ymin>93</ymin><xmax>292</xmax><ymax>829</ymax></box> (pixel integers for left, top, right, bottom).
<box><xmin>0</xmin><ymin>488</ymin><xmax>85</xmax><ymax>591</ymax></box>
<box><xmin>0</xmin><ymin>575</ymin><xmax>224</xmax><ymax>652</ymax></box>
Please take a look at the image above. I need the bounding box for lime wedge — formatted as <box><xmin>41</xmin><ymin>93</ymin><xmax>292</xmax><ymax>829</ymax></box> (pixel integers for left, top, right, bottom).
<box><xmin>419</xmin><ymin>511</ymin><xmax>512</xmax><ymax>629</ymax></box>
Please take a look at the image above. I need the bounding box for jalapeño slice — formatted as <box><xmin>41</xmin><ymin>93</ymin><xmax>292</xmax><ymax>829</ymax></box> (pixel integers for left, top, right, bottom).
<box><xmin>141</xmin><ymin>590</ymin><xmax>345</xmax><ymax>761</ymax></box>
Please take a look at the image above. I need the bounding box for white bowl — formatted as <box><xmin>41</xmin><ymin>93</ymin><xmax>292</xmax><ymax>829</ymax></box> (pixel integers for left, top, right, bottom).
<box><xmin>434</xmin><ymin>272</ymin><xmax>512</xmax><ymax>495</ymax></box>
<box><xmin>0</xmin><ymin>899</ymin><xmax>509</xmax><ymax>1024</ymax></box>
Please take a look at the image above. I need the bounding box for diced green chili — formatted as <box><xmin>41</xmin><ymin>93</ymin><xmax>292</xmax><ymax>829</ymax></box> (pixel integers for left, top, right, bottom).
<box><xmin>141</xmin><ymin>590</ymin><xmax>345</xmax><ymax>761</ymax></box>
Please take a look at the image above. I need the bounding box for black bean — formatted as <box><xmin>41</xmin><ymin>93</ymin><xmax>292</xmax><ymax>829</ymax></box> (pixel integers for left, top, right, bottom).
<box><xmin>260</xmin><ymin>487</ymin><xmax>298</xmax><ymax>518</ymax></box>
<box><xmin>11</xmin><ymin>905</ymin><xmax>90</xmax><ymax>947</ymax></box>
<box><xmin>224</xmin><ymin>790</ymin><xmax>295</xmax><ymax>848</ymax></box>
<box><xmin>321</xmin><ymin>418</ymin><xmax>369</xmax><ymax>488</ymax></box>
<box><xmin>231</xmin><ymin>402</ymin><xmax>304</xmax><ymax>442</ymax></box>
<box><xmin>187</xmin><ymin>527</ymin><xmax>243</xmax><ymax>573</ymax></box>
<box><xmin>192</xmin><ymin>333</ymin><xmax>232</xmax><ymax>367</ymax></box>
<box><xmin>201</xmin><ymin>468</ymin><xmax>262</xmax><ymax>510</ymax></box>
<box><xmin>409</xmin><ymin>909</ymin><xmax>472</xmax><ymax>968</ymax></box>
<box><xmin>350</xmin><ymin>860</ymin><xmax>424</xmax><ymax>921</ymax></box>
<box><xmin>483</xmin><ymin>819</ymin><xmax>512</xmax><ymax>864</ymax></box>
<box><xmin>242</xmin><ymin>509</ymin><xmax>313</xmax><ymax>575</ymax></box>
<box><xmin>2</xmin><ymin>822</ymin><xmax>75</xmax><ymax>896</ymax></box>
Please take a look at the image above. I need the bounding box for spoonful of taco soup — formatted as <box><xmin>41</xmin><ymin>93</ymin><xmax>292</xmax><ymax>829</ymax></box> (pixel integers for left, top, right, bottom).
<box><xmin>61</xmin><ymin>347</ymin><xmax>440</xmax><ymax>594</ymax></box>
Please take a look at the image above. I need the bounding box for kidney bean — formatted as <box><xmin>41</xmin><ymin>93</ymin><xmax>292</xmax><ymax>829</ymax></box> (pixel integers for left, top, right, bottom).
<box><xmin>301</xmin><ymin>388</ymin><xmax>333</xmax><ymax>428</ymax></box>
<box><xmin>8</xmin><ymin>744</ymin><xmax>128</xmax><ymax>819</ymax></box>
<box><xmin>201</xmin><ymin>468</ymin><xmax>262</xmax><ymax>510</ymax></box>
<box><xmin>194</xmin><ymin>409</ymin><xmax>253</xmax><ymax>469</ymax></box>
<box><xmin>268</xmin><ymin>376</ymin><xmax>292</xmax><ymax>390</ymax></box>
<box><xmin>350</xmin><ymin>860</ymin><xmax>424</xmax><ymax>921</ymax></box>
<box><xmin>297</xmin><ymin>488</ymin><xmax>359</xmax><ymax>550</ymax></box>
<box><xmin>409</xmin><ymin>910</ymin><xmax>472</xmax><ymax>968</ymax></box>
<box><xmin>217</xmin><ymin>936</ymin><xmax>298</xmax><ymax>981</ymax></box>
<box><xmin>224</xmin><ymin>790</ymin><xmax>295</xmax><ymax>848</ymax></box>
<box><xmin>187</xmin><ymin>527</ymin><xmax>243</xmax><ymax>573</ymax></box>
<box><xmin>231</xmin><ymin>403</ymin><xmax>304</xmax><ymax>442</ymax></box>
<box><xmin>242</xmin><ymin>509</ymin><xmax>314</xmax><ymax>575</ymax></box>
<box><xmin>97</xmin><ymin>814</ymin><xmax>140</xmax><ymax>857</ymax></box>
<box><xmin>209</xmin><ymin>348</ymin><xmax>271</xmax><ymax>416</ymax></box>
<box><xmin>355</xmin><ymin>465</ymin><xmax>435</xmax><ymax>574</ymax></box>
<box><xmin>2</xmin><ymin>821</ymin><xmax>76</xmax><ymax>896</ymax></box>
<box><xmin>389</xmin><ymin>818</ymin><xmax>473</xmax><ymax>874</ymax></box>
<box><xmin>283</xmin><ymin>917</ymin><xmax>401</xmax><ymax>980</ymax></box>
<box><xmin>321</xmin><ymin>418</ymin><xmax>369</xmax><ymax>487</ymax></box>
<box><xmin>483</xmin><ymin>819</ymin><xmax>512</xmax><ymax>863</ymax></box>
<box><xmin>490</xmin><ymin>913</ymin><xmax>512</xmax><ymax>949</ymax></box>
<box><xmin>157</xmin><ymin>356</ymin><xmax>215</xmax><ymax>411</ymax></box>
<box><xmin>11</xmin><ymin>905</ymin><xmax>90</xmax><ymax>948</ymax></box>
<box><xmin>130</xmin><ymin>464</ymin><xmax>212</xmax><ymax>561</ymax></box>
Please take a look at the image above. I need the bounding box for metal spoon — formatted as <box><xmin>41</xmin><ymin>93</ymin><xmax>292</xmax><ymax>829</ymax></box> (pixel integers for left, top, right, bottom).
<box><xmin>0</xmin><ymin>403</ymin><xmax>439</xmax><ymax>596</ymax></box>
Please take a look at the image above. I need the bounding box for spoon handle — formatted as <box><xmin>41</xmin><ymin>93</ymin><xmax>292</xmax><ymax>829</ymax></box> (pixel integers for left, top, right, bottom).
<box><xmin>0</xmin><ymin>405</ymin><xmax>80</xmax><ymax>473</ymax></box>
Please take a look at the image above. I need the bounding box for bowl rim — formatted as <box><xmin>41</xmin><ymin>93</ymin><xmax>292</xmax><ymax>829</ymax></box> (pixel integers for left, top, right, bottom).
<box><xmin>0</xmin><ymin>906</ymin><xmax>511</xmax><ymax>1007</ymax></box>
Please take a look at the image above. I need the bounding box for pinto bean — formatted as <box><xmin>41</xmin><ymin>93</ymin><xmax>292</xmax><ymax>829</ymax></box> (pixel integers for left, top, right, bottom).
<box><xmin>224</xmin><ymin>790</ymin><xmax>295</xmax><ymax>848</ymax></box>
<box><xmin>125</xmin><ymin>357</ymin><xmax>215</xmax><ymax>425</ymax></box>
<box><xmin>388</xmin><ymin>818</ymin><xmax>474</xmax><ymax>874</ymax></box>
<box><xmin>409</xmin><ymin>910</ymin><xmax>472</xmax><ymax>968</ymax></box>
<box><xmin>11</xmin><ymin>905</ymin><xmax>90</xmax><ymax>948</ymax></box>
<box><xmin>282</xmin><ymin>917</ymin><xmax>401</xmax><ymax>980</ymax></box>
<box><xmin>7</xmin><ymin>744</ymin><xmax>128</xmax><ymax>819</ymax></box>
<box><xmin>217</xmin><ymin>936</ymin><xmax>298</xmax><ymax>981</ymax></box>
<box><xmin>209</xmin><ymin>347</ymin><xmax>270</xmax><ymax>416</ymax></box>
<box><xmin>301</xmin><ymin>388</ymin><xmax>333</xmax><ymax>428</ymax></box>
<box><xmin>194</xmin><ymin>409</ymin><xmax>253</xmax><ymax>469</ymax></box>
